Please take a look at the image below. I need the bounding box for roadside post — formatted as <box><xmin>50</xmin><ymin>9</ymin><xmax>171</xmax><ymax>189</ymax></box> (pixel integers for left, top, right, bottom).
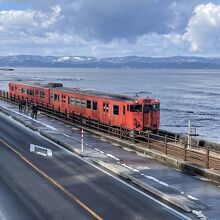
<box><xmin>81</xmin><ymin>127</ymin><xmax>84</xmax><ymax>152</ymax></box>
<box><xmin>187</xmin><ymin>120</ymin><xmax>197</xmax><ymax>149</ymax></box>
<box><xmin>188</xmin><ymin>120</ymin><xmax>191</xmax><ymax>149</ymax></box>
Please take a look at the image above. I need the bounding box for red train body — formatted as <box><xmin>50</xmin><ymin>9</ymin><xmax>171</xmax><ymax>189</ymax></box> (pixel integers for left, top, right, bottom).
<box><xmin>9</xmin><ymin>82</ymin><xmax>160</xmax><ymax>132</ymax></box>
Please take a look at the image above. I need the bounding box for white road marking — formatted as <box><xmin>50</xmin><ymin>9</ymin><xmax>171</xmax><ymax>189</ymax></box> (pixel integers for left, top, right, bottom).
<box><xmin>106</xmin><ymin>153</ymin><xmax>120</xmax><ymax>161</ymax></box>
<box><xmin>94</xmin><ymin>148</ymin><xmax>104</xmax><ymax>154</ymax></box>
<box><xmin>120</xmin><ymin>163</ymin><xmax>140</xmax><ymax>173</ymax></box>
<box><xmin>63</xmin><ymin>134</ymin><xmax>71</xmax><ymax>138</ymax></box>
<box><xmin>141</xmin><ymin>174</ymin><xmax>169</xmax><ymax>187</ymax></box>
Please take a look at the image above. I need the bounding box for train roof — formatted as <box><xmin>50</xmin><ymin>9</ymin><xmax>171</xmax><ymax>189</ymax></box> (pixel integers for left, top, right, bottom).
<box><xmin>11</xmin><ymin>81</ymin><xmax>50</xmax><ymax>88</ymax></box>
<box><xmin>55</xmin><ymin>86</ymin><xmax>135</xmax><ymax>101</ymax></box>
<box><xmin>10</xmin><ymin>81</ymin><xmax>139</xmax><ymax>101</ymax></box>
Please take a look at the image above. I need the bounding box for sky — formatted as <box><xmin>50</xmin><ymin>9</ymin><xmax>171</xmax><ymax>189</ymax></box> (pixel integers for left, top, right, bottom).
<box><xmin>0</xmin><ymin>0</ymin><xmax>220</xmax><ymax>57</ymax></box>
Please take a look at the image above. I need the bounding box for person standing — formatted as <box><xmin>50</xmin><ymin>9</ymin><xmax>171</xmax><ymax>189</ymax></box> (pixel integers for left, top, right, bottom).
<box><xmin>18</xmin><ymin>99</ymin><xmax>23</xmax><ymax>111</ymax></box>
<box><xmin>31</xmin><ymin>103</ymin><xmax>38</xmax><ymax>119</ymax></box>
<box><xmin>24</xmin><ymin>98</ymin><xmax>29</xmax><ymax>113</ymax></box>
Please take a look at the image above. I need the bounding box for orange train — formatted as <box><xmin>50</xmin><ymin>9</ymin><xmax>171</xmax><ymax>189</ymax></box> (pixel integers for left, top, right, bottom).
<box><xmin>9</xmin><ymin>82</ymin><xmax>160</xmax><ymax>132</ymax></box>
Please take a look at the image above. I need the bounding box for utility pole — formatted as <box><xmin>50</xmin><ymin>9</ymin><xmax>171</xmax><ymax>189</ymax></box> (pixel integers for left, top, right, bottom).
<box><xmin>188</xmin><ymin>120</ymin><xmax>191</xmax><ymax>149</ymax></box>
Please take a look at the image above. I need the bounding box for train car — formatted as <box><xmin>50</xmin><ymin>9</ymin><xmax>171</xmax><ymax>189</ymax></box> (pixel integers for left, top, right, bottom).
<box><xmin>9</xmin><ymin>81</ymin><xmax>160</xmax><ymax>132</ymax></box>
<box><xmin>9</xmin><ymin>81</ymin><xmax>54</xmax><ymax>104</ymax></box>
<box><xmin>48</xmin><ymin>86</ymin><xmax>160</xmax><ymax>131</ymax></box>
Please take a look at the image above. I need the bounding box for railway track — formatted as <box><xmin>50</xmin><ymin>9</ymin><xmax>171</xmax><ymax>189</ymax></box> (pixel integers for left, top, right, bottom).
<box><xmin>1</xmin><ymin>91</ymin><xmax>220</xmax><ymax>173</ymax></box>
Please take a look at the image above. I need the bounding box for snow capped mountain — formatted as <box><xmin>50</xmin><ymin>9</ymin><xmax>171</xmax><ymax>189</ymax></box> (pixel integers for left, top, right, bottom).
<box><xmin>0</xmin><ymin>55</ymin><xmax>220</xmax><ymax>68</ymax></box>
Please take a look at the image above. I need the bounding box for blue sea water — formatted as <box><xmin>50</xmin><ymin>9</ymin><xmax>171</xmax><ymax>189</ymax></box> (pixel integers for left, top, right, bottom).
<box><xmin>0</xmin><ymin>68</ymin><xmax>220</xmax><ymax>143</ymax></box>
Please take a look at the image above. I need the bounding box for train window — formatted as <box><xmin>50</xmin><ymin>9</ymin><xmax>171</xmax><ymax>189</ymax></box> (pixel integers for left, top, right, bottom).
<box><xmin>92</xmin><ymin>101</ymin><xmax>98</xmax><ymax>110</ymax></box>
<box><xmin>30</xmin><ymin>90</ymin><xmax>34</xmax><ymax>96</ymax></box>
<box><xmin>152</xmin><ymin>104</ymin><xmax>160</xmax><ymax>111</ymax></box>
<box><xmin>69</xmin><ymin>97</ymin><xmax>75</xmax><ymax>105</ymax></box>
<box><xmin>11</xmin><ymin>86</ymin><xmax>14</xmax><ymax>91</ymax></box>
<box><xmin>40</xmin><ymin>91</ymin><xmax>45</xmax><ymax>98</ymax></box>
<box><xmin>130</xmin><ymin>105</ymin><xmax>142</xmax><ymax>112</ymax></box>
<box><xmin>127</xmin><ymin>105</ymin><xmax>129</xmax><ymax>111</ymax></box>
<box><xmin>81</xmin><ymin>99</ymin><xmax>86</xmax><ymax>107</ymax></box>
<box><xmin>143</xmin><ymin>105</ymin><xmax>150</xmax><ymax>113</ymax></box>
<box><xmin>87</xmin><ymin>100</ymin><xmax>91</xmax><ymax>109</ymax></box>
<box><xmin>113</xmin><ymin>105</ymin><xmax>119</xmax><ymax>115</ymax></box>
<box><xmin>76</xmin><ymin>98</ymin><xmax>80</xmax><ymax>106</ymax></box>
<box><xmin>24</xmin><ymin>88</ymin><xmax>27</xmax><ymax>94</ymax></box>
<box><xmin>15</xmin><ymin>86</ymin><xmax>17</xmax><ymax>90</ymax></box>
<box><xmin>62</xmin><ymin>95</ymin><xmax>66</xmax><ymax>103</ymax></box>
<box><xmin>123</xmin><ymin>106</ymin><xmax>125</xmax><ymax>115</ymax></box>
<box><xmin>27</xmin><ymin>89</ymin><xmax>30</xmax><ymax>95</ymax></box>
<box><xmin>36</xmin><ymin>90</ymin><xmax>39</xmax><ymax>96</ymax></box>
<box><xmin>53</xmin><ymin>94</ymin><xmax>59</xmax><ymax>101</ymax></box>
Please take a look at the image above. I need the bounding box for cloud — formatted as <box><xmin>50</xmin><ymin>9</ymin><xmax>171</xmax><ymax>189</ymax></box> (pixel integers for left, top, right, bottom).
<box><xmin>6</xmin><ymin>0</ymin><xmax>200</xmax><ymax>41</ymax></box>
<box><xmin>184</xmin><ymin>3</ymin><xmax>220</xmax><ymax>54</ymax></box>
<box><xmin>0</xmin><ymin>6</ymin><xmax>61</xmax><ymax>32</ymax></box>
<box><xmin>52</xmin><ymin>0</ymin><xmax>200</xmax><ymax>42</ymax></box>
<box><xmin>0</xmin><ymin>0</ymin><xmax>219</xmax><ymax>57</ymax></box>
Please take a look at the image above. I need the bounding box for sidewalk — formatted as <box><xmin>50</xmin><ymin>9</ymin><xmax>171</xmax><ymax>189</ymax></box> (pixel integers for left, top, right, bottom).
<box><xmin>1</xmin><ymin>100</ymin><xmax>220</xmax><ymax>219</ymax></box>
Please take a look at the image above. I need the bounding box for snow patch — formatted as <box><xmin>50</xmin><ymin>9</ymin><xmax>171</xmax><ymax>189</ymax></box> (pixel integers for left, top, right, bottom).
<box><xmin>2</xmin><ymin>106</ymin><xmax>57</xmax><ymax>130</ymax></box>
<box><xmin>192</xmin><ymin>210</ymin><xmax>207</xmax><ymax>220</ymax></box>
<box><xmin>73</xmin><ymin>56</ymin><xmax>84</xmax><ymax>61</ymax></box>
<box><xmin>187</xmin><ymin>195</ymin><xmax>199</xmax><ymax>201</ymax></box>
<box><xmin>111</xmin><ymin>143</ymin><xmax>121</xmax><ymax>147</ymax></box>
<box><xmin>57</xmin><ymin>56</ymin><xmax>70</xmax><ymax>62</ymax></box>
<box><xmin>100</xmin><ymin>137</ymin><xmax>107</xmax><ymax>142</ymax></box>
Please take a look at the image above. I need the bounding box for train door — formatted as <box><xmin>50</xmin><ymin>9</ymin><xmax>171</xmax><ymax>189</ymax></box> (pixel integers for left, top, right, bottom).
<box><xmin>102</xmin><ymin>101</ymin><xmax>109</xmax><ymax>123</ymax></box>
<box><xmin>61</xmin><ymin>93</ymin><xmax>67</xmax><ymax>114</ymax></box>
<box><xmin>143</xmin><ymin>104</ymin><xmax>151</xmax><ymax>130</ymax></box>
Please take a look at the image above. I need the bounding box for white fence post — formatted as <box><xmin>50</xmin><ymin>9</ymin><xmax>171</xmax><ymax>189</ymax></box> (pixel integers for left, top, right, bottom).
<box><xmin>81</xmin><ymin>127</ymin><xmax>84</xmax><ymax>152</ymax></box>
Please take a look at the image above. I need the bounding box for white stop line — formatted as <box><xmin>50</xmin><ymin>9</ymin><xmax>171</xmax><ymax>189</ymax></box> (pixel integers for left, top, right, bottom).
<box><xmin>30</xmin><ymin>144</ymin><xmax>53</xmax><ymax>157</ymax></box>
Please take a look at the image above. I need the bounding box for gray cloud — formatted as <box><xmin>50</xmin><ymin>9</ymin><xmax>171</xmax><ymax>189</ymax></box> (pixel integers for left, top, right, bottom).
<box><xmin>0</xmin><ymin>0</ymin><xmax>219</xmax><ymax>57</ymax></box>
<box><xmin>51</xmin><ymin>0</ymin><xmax>200</xmax><ymax>42</ymax></box>
<box><xmin>9</xmin><ymin>0</ymin><xmax>206</xmax><ymax>41</ymax></box>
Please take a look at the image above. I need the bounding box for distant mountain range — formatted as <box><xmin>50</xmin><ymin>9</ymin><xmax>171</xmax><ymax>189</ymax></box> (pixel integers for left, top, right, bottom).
<box><xmin>1</xmin><ymin>55</ymin><xmax>220</xmax><ymax>69</ymax></box>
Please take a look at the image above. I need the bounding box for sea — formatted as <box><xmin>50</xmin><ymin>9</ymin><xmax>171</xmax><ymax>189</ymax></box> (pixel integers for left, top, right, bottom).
<box><xmin>0</xmin><ymin>68</ymin><xmax>220</xmax><ymax>143</ymax></box>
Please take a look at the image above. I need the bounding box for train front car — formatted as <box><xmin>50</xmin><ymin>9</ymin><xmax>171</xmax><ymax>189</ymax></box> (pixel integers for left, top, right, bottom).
<box><xmin>127</xmin><ymin>98</ymin><xmax>160</xmax><ymax>132</ymax></box>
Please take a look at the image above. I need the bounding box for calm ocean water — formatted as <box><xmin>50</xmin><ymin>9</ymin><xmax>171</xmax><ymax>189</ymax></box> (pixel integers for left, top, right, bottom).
<box><xmin>1</xmin><ymin>67</ymin><xmax>220</xmax><ymax>143</ymax></box>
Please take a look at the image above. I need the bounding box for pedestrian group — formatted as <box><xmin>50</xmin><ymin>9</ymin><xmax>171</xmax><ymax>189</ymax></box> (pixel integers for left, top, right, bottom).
<box><xmin>18</xmin><ymin>98</ymin><xmax>38</xmax><ymax>119</ymax></box>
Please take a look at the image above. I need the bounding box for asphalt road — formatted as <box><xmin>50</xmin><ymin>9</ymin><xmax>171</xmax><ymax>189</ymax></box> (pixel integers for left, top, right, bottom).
<box><xmin>0</xmin><ymin>113</ymin><xmax>190</xmax><ymax>220</ymax></box>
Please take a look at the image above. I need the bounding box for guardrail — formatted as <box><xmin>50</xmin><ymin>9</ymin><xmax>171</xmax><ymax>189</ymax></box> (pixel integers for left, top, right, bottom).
<box><xmin>1</xmin><ymin>90</ymin><xmax>220</xmax><ymax>171</ymax></box>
